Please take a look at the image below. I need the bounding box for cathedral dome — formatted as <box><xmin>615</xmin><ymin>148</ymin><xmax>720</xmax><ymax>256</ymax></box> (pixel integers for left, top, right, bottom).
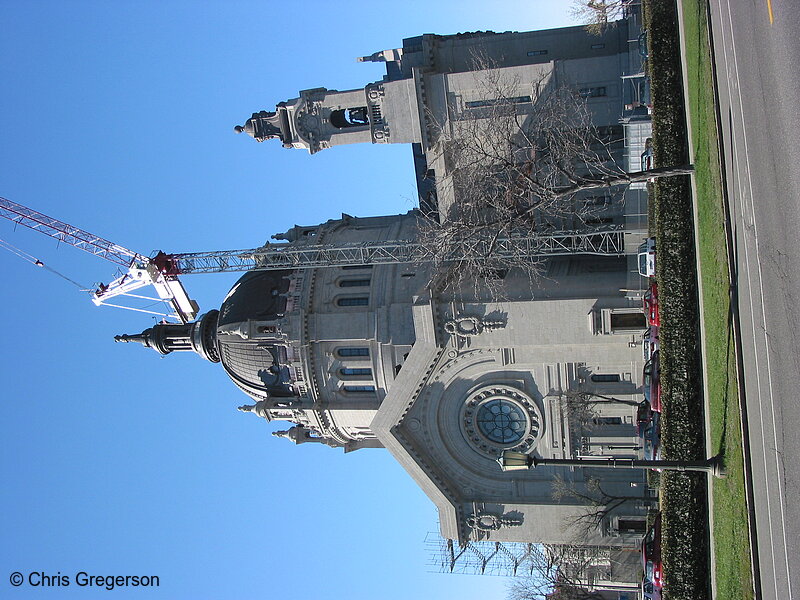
<box><xmin>217</xmin><ymin>269</ymin><xmax>293</xmax><ymax>327</ymax></box>
<box><xmin>215</xmin><ymin>269</ymin><xmax>297</xmax><ymax>400</ymax></box>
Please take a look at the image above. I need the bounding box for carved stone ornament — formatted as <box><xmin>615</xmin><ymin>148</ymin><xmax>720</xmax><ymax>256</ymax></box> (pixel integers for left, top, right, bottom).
<box><xmin>237</xmin><ymin>400</ymin><xmax>270</xmax><ymax>419</ymax></box>
<box><xmin>365</xmin><ymin>83</ymin><xmax>389</xmax><ymax>144</ymax></box>
<box><xmin>272</xmin><ymin>424</ymin><xmax>344</xmax><ymax>448</ymax></box>
<box><xmin>444</xmin><ymin>314</ymin><xmax>504</xmax><ymax>338</ymax></box>
<box><xmin>234</xmin><ymin>110</ymin><xmax>284</xmax><ymax>142</ymax></box>
<box><xmin>467</xmin><ymin>510</ymin><xmax>522</xmax><ymax>531</ymax></box>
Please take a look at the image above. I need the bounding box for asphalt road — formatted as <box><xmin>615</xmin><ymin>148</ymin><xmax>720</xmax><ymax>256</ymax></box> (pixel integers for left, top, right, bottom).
<box><xmin>708</xmin><ymin>1</ymin><xmax>800</xmax><ymax>598</ymax></box>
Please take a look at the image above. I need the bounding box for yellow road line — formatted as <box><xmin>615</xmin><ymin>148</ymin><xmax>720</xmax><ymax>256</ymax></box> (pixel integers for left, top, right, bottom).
<box><xmin>767</xmin><ymin>0</ymin><xmax>774</xmax><ymax>24</ymax></box>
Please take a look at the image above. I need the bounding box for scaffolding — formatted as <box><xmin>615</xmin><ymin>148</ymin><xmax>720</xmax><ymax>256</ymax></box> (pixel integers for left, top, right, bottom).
<box><xmin>426</xmin><ymin>535</ymin><xmax>621</xmax><ymax>583</ymax></box>
<box><xmin>426</xmin><ymin>534</ymin><xmax>550</xmax><ymax>577</ymax></box>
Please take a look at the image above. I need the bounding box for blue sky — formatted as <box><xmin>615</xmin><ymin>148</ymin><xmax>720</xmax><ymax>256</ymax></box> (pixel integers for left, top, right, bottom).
<box><xmin>1</xmin><ymin>2</ymin><xmax>574</xmax><ymax>598</ymax></box>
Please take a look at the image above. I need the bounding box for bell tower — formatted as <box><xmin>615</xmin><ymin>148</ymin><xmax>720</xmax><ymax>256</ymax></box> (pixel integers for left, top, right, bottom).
<box><xmin>235</xmin><ymin>79</ymin><xmax>423</xmax><ymax>154</ymax></box>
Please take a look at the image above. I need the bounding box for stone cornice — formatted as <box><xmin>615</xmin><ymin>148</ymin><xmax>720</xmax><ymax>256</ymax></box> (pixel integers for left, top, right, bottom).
<box><xmin>371</xmin><ymin>299</ymin><xmax>465</xmax><ymax>539</ymax></box>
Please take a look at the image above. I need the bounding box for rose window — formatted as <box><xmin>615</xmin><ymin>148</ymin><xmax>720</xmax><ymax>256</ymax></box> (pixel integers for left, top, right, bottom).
<box><xmin>476</xmin><ymin>399</ymin><xmax>528</xmax><ymax>444</ymax></box>
<box><xmin>461</xmin><ymin>384</ymin><xmax>543</xmax><ymax>458</ymax></box>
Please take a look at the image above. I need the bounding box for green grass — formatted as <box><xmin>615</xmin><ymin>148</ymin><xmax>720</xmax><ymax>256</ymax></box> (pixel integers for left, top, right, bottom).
<box><xmin>680</xmin><ymin>1</ymin><xmax>754</xmax><ymax>598</ymax></box>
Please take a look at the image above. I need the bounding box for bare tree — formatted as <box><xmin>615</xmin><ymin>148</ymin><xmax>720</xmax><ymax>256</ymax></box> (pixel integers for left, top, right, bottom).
<box><xmin>507</xmin><ymin>576</ymin><xmax>605</xmax><ymax>600</ymax></box>
<box><xmin>506</xmin><ymin>544</ymin><xmax>613</xmax><ymax>600</ymax></box>
<box><xmin>552</xmin><ymin>474</ymin><xmax>655</xmax><ymax>537</ymax></box>
<box><xmin>418</xmin><ymin>59</ymin><xmax>690</xmax><ymax>296</ymax></box>
<box><xmin>570</xmin><ymin>0</ymin><xmax>631</xmax><ymax>35</ymax></box>
<box><xmin>562</xmin><ymin>389</ymin><xmax>643</xmax><ymax>411</ymax></box>
<box><xmin>553</xmin><ymin>389</ymin><xmax>643</xmax><ymax>442</ymax></box>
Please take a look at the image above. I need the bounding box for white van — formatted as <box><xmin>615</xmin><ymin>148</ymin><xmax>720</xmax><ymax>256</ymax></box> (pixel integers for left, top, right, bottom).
<box><xmin>638</xmin><ymin>238</ymin><xmax>656</xmax><ymax>277</ymax></box>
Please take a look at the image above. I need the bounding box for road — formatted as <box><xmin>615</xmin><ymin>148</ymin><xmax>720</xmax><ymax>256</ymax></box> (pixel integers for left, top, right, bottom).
<box><xmin>708</xmin><ymin>0</ymin><xmax>800</xmax><ymax>598</ymax></box>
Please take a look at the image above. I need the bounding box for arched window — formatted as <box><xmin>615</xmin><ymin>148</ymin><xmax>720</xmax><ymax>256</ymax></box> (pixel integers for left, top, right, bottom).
<box><xmin>578</xmin><ymin>86</ymin><xmax>607</xmax><ymax>98</ymax></box>
<box><xmin>336</xmin><ymin>347</ymin><xmax>370</xmax><ymax>358</ymax></box>
<box><xmin>329</xmin><ymin>107</ymin><xmax>369</xmax><ymax>128</ymax></box>
<box><xmin>336</xmin><ymin>297</ymin><xmax>369</xmax><ymax>307</ymax></box>
<box><xmin>590</xmin><ymin>373</ymin><xmax>621</xmax><ymax>383</ymax></box>
<box><xmin>592</xmin><ymin>416</ymin><xmax>623</xmax><ymax>425</ymax></box>
<box><xmin>343</xmin><ymin>385</ymin><xmax>376</xmax><ymax>393</ymax></box>
<box><xmin>339</xmin><ymin>279</ymin><xmax>371</xmax><ymax>287</ymax></box>
<box><xmin>465</xmin><ymin>95</ymin><xmax>531</xmax><ymax>109</ymax></box>
<box><xmin>339</xmin><ymin>367</ymin><xmax>373</xmax><ymax>377</ymax></box>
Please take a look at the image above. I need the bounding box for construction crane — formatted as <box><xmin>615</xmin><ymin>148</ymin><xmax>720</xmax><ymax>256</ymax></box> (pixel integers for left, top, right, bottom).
<box><xmin>1</xmin><ymin>197</ymin><xmax>626</xmax><ymax>324</ymax></box>
<box><xmin>0</xmin><ymin>197</ymin><xmax>199</xmax><ymax>323</ymax></box>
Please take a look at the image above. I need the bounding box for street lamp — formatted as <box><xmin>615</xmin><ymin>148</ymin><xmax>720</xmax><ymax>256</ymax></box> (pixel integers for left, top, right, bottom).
<box><xmin>497</xmin><ymin>451</ymin><xmax>726</xmax><ymax>478</ymax></box>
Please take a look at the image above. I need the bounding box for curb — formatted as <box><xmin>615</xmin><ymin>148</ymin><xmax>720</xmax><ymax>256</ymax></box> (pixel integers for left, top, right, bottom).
<box><xmin>673</xmin><ymin>3</ymin><xmax>717</xmax><ymax>599</ymax></box>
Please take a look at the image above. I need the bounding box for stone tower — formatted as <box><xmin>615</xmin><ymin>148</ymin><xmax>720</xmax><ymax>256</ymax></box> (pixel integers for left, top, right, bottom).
<box><xmin>235</xmin><ymin>77</ymin><xmax>422</xmax><ymax>154</ymax></box>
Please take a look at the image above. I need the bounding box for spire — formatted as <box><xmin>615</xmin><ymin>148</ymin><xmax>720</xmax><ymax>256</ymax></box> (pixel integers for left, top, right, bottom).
<box><xmin>114</xmin><ymin>332</ymin><xmax>150</xmax><ymax>346</ymax></box>
<box><xmin>272</xmin><ymin>425</ymin><xmax>344</xmax><ymax>448</ymax></box>
<box><xmin>237</xmin><ymin>400</ymin><xmax>270</xmax><ymax>419</ymax></box>
<box><xmin>115</xmin><ymin>310</ymin><xmax>220</xmax><ymax>362</ymax></box>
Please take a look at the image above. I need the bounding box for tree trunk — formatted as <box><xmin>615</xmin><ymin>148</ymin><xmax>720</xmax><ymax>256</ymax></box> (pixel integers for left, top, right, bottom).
<box><xmin>551</xmin><ymin>164</ymin><xmax>695</xmax><ymax>196</ymax></box>
<box><xmin>586</xmin><ymin>395</ymin><xmax>643</xmax><ymax>407</ymax></box>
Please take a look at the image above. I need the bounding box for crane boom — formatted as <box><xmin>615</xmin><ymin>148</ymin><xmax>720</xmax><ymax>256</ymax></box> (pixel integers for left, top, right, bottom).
<box><xmin>0</xmin><ymin>197</ymin><xmax>141</xmax><ymax>267</ymax></box>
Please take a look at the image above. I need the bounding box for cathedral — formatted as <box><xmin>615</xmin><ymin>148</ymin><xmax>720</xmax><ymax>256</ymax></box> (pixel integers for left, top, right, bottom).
<box><xmin>119</xmin><ymin>16</ymin><xmax>653</xmax><ymax>552</ymax></box>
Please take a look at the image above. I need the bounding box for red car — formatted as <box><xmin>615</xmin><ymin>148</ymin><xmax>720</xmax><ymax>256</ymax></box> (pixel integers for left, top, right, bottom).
<box><xmin>643</xmin><ymin>283</ymin><xmax>660</xmax><ymax>326</ymax></box>
<box><xmin>642</xmin><ymin>514</ymin><xmax>664</xmax><ymax>590</ymax></box>
<box><xmin>642</xmin><ymin>325</ymin><xmax>659</xmax><ymax>360</ymax></box>
<box><xmin>643</xmin><ymin>351</ymin><xmax>661</xmax><ymax>412</ymax></box>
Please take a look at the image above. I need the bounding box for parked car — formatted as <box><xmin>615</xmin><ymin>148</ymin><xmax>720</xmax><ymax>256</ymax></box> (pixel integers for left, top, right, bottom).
<box><xmin>642</xmin><ymin>514</ymin><xmax>664</xmax><ymax>590</ymax></box>
<box><xmin>641</xmin><ymin>412</ymin><xmax>661</xmax><ymax>461</ymax></box>
<box><xmin>636</xmin><ymin>400</ymin><xmax>653</xmax><ymax>436</ymax></box>
<box><xmin>638</xmin><ymin>30</ymin><xmax>649</xmax><ymax>58</ymax></box>
<box><xmin>643</xmin><ymin>282</ymin><xmax>660</xmax><ymax>326</ymax></box>
<box><xmin>642</xmin><ymin>325</ymin><xmax>659</xmax><ymax>360</ymax></box>
<box><xmin>641</xmin><ymin>146</ymin><xmax>654</xmax><ymax>171</ymax></box>
<box><xmin>642</xmin><ymin>578</ymin><xmax>662</xmax><ymax>600</ymax></box>
<box><xmin>643</xmin><ymin>351</ymin><xmax>661</xmax><ymax>412</ymax></box>
<box><xmin>638</xmin><ymin>237</ymin><xmax>656</xmax><ymax>277</ymax></box>
<box><xmin>639</xmin><ymin>77</ymin><xmax>652</xmax><ymax>107</ymax></box>
<box><xmin>638</xmin><ymin>401</ymin><xmax>661</xmax><ymax>459</ymax></box>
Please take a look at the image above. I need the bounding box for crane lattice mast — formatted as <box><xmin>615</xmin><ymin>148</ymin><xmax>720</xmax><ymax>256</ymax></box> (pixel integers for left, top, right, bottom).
<box><xmin>165</xmin><ymin>227</ymin><xmax>626</xmax><ymax>274</ymax></box>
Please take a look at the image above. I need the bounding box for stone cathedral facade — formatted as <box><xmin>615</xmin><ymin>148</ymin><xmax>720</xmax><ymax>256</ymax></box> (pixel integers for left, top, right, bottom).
<box><xmin>122</xmin><ymin>17</ymin><xmax>653</xmax><ymax>550</ymax></box>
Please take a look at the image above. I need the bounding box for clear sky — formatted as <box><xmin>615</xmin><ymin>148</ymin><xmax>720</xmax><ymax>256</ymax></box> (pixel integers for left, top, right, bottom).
<box><xmin>0</xmin><ymin>2</ymin><xmax>574</xmax><ymax>598</ymax></box>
